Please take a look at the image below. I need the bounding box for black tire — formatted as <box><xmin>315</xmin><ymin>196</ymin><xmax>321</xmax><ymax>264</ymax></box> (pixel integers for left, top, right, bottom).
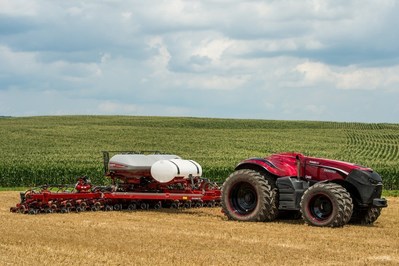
<box><xmin>183</xmin><ymin>201</ymin><xmax>191</xmax><ymax>209</ymax></box>
<box><xmin>206</xmin><ymin>201</ymin><xmax>216</xmax><ymax>207</ymax></box>
<box><xmin>350</xmin><ymin>207</ymin><xmax>382</xmax><ymax>225</ymax></box>
<box><xmin>140</xmin><ymin>202</ymin><xmax>149</xmax><ymax>210</ymax></box>
<box><xmin>127</xmin><ymin>203</ymin><xmax>137</xmax><ymax>211</ymax></box>
<box><xmin>113</xmin><ymin>204</ymin><xmax>122</xmax><ymax>211</ymax></box>
<box><xmin>153</xmin><ymin>202</ymin><xmax>162</xmax><ymax>209</ymax></box>
<box><xmin>92</xmin><ymin>202</ymin><xmax>101</xmax><ymax>211</ymax></box>
<box><xmin>170</xmin><ymin>202</ymin><xmax>179</xmax><ymax>209</ymax></box>
<box><xmin>300</xmin><ymin>183</ymin><xmax>353</xmax><ymax>227</ymax></box>
<box><xmin>80</xmin><ymin>202</ymin><xmax>87</xmax><ymax>211</ymax></box>
<box><xmin>18</xmin><ymin>205</ymin><xmax>27</xmax><ymax>214</ymax></box>
<box><xmin>221</xmin><ymin>169</ymin><xmax>278</xmax><ymax>222</ymax></box>
<box><xmin>194</xmin><ymin>201</ymin><xmax>203</xmax><ymax>208</ymax></box>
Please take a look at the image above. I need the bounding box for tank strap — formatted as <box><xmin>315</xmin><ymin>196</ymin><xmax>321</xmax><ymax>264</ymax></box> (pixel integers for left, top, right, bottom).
<box><xmin>189</xmin><ymin>160</ymin><xmax>200</xmax><ymax>174</ymax></box>
<box><xmin>169</xmin><ymin>160</ymin><xmax>180</xmax><ymax>175</ymax></box>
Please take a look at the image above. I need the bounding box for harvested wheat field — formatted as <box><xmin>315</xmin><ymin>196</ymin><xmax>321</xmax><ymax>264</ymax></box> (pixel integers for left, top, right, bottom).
<box><xmin>1</xmin><ymin>192</ymin><xmax>398</xmax><ymax>266</ymax></box>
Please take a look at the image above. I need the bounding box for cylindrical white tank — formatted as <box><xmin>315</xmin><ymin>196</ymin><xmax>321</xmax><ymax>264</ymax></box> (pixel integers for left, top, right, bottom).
<box><xmin>150</xmin><ymin>159</ymin><xmax>202</xmax><ymax>183</ymax></box>
<box><xmin>108</xmin><ymin>154</ymin><xmax>181</xmax><ymax>177</ymax></box>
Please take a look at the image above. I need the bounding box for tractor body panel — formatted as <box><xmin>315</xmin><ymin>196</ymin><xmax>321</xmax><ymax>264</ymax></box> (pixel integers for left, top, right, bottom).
<box><xmin>238</xmin><ymin>152</ymin><xmax>372</xmax><ymax>180</ymax></box>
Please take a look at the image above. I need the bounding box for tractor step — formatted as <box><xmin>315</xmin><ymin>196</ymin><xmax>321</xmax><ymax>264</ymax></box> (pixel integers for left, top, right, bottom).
<box><xmin>276</xmin><ymin>177</ymin><xmax>309</xmax><ymax>210</ymax></box>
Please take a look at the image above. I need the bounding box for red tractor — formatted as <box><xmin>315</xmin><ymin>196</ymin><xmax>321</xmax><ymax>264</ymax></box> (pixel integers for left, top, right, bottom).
<box><xmin>221</xmin><ymin>153</ymin><xmax>388</xmax><ymax>227</ymax></box>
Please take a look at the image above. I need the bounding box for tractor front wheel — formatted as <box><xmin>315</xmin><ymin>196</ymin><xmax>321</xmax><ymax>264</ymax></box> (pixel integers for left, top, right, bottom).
<box><xmin>300</xmin><ymin>183</ymin><xmax>353</xmax><ymax>227</ymax></box>
<box><xmin>350</xmin><ymin>207</ymin><xmax>382</xmax><ymax>225</ymax></box>
<box><xmin>221</xmin><ymin>169</ymin><xmax>278</xmax><ymax>222</ymax></box>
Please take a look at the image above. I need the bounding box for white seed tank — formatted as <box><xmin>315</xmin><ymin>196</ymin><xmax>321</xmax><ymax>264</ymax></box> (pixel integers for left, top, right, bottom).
<box><xmin>108</xmin><ymin>154</ymin><xmax>181</xmax><ymax>174</ymax></box>
<box><xmin>151</xmin><ymin>159</ymin><xmax>203</xmax><ymax>183</ymax></box>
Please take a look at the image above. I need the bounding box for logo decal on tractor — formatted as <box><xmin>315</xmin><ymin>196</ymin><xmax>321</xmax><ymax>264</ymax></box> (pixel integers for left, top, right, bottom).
<box><xmin>323</xmin><ymin>169</ymin><xmax>336</xmax><ymax>173</ymax></box>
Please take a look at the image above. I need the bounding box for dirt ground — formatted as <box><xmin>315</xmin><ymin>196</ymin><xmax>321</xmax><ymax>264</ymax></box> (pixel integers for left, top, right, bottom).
<box><xmin>0</xmin><ymin>192</ymin><xmax>398</xmax><ymax>265</ymax></box>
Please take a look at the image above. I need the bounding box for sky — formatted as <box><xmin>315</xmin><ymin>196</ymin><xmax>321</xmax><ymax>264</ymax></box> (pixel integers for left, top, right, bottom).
<box><xmin>1</xmin><ymin>0</ymin><xmax>399</xmax><ymax>123</ymax></box>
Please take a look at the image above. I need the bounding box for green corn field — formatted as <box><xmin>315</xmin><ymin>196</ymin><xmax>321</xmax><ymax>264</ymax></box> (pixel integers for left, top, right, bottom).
<box><xmin>0</xmin><ymin>116</ymin><xmax>398</xmax><ymax>189</ymax></box>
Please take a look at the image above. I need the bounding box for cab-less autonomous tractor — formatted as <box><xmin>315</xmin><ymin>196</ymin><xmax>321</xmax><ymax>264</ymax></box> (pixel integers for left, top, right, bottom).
<box><xmin>221</xmin><ymin>152</ymin><xmax>387</xmax><ymax>227</ymax></box>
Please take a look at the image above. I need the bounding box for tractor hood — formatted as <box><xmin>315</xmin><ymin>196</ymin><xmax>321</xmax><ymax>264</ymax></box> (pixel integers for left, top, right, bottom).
<box><xmin>236</xmin><ymin>152</ymin><xmax>373</xmax><ymax>178</ymax></box>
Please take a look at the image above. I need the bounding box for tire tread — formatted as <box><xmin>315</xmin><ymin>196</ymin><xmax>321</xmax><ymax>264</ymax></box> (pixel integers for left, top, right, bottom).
<box><xmin>221</xmin><ymin>169</ymin><xmax>278</xmax><ymax>222</ymax></box>
<box><xmin>300</xmin><ymin>182</ymin><xmax>353</xmax><ymax>227</ymax></box>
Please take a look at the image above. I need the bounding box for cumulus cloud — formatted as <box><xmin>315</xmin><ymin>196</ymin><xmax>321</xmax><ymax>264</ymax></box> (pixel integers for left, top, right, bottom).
<box><xmin>0</xmin><ymin>0</ymin><xmax>398</xmax><ymax>122</ymax></box>
<box><xmin>296</xmin><ymin>61</ymin><xmax>399</xmax><ymax>91</ymax></box>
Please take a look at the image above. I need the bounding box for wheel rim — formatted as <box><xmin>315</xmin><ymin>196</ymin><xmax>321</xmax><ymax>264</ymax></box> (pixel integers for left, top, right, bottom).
<box><xmin>308</xmin><ymin>194</ymin><xmax>333</xmax><ymax>221</ymax></box>
<box><xmin>229</xmin><ymin>182</ymin><xmax>257</xmax><ymax>215</ymax></box>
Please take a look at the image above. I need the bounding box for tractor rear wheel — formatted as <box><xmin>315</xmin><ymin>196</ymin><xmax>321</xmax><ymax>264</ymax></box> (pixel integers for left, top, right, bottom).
<box><xmin>221</xmin><ymin>169</ymin><xmax>278</xmax><ymax>222</ymax></box>
<box><xmin>300</xmin><ymin>183</ymin><xmax>353</xmax><ymax>227</ymax></box>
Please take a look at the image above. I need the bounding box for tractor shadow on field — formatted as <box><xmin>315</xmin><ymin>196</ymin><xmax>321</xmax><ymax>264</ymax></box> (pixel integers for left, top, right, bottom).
<box><xmin>122</xmin><ymin>208</ymin><xmax>379</xmax><ymax>227</ymax></box>
<box><xmin>120</xmin><ymin>206</ymin><xmax>227</xmax><ymax>220</ymax></box>
<box><xmin>147</xmin><ymin>207</ymin><xmax>225</xmax><ymax>219</ymax></box>
<box><xmin>138</xmin><ymin>208</ymin><xmax>307</xmax><ymax>224</ymax></box>
<box><xmin>273</xmin><ymin>211</ymin><xmax>305</xmax><ymax>225</ymax></box>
